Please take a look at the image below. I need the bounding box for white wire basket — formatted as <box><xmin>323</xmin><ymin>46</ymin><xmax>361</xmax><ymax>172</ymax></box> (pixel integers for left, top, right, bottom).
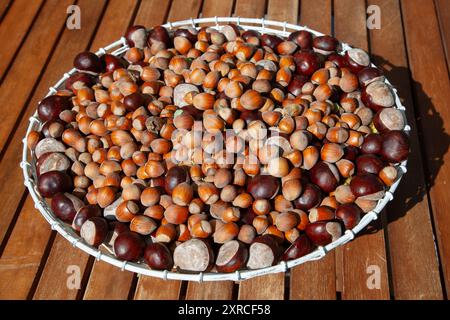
<box><xmin>21</xmin><ymin>17</ymin><xmax>409</xmax><ymax>282</ymax></box>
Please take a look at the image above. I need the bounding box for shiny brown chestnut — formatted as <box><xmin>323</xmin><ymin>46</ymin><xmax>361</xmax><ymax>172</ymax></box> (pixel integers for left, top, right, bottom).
<box><xmin>305</xmin><ymin>220</ymin><xmax>342</xmax><ymax>246</ymax></box>
<box><xmin>282</xmin><ymin>235</ymin><xmax>313</xmax><ymax>261</ymax></box>
<box><xmin>356</xmin><ymin>154</ymin><xmax>385</xmax><ymax>175</ymax></box>
<box><xmin>360</xmin><ymin>134</ymin><xmax>383</xmax><ymax>155</ymax></box>
<box><xmin>313</xmin><ymin>35</ymin><xmax>338</xmax><ymax>55</ymax></box>
<box><xmin>74</xmin><ymin>51</ymin><xmax>103</xmax><ymax>73</ymax></box>
<box><xmin>114</xmin><ymin>231</ymin><xmax>145</xmax><ymax>261</ymax></box>
<box><xmin>294</xmin><ymin>183</ymin><xmax>322</xmax><ymax>210</ymax></box>
<box><xmin>310</xmin><ymin>161</ymin><xmax>340</xmax><ymax>193</ymax></box>
<box><xmin>335</xmin><ymin>203</ymin><xmax>362</xmax><ymax>229</ymax></box>
<box><xmin>125</xmin><ymin>25</ymin><xmax>147</xmax><ymax>49</ymax></box>
<box><xmin>80</xmin><ymin>216</ymin><xmax>108</xmax><ymax>246</ymax></box>
<box><xmin>344</xmin><ymin>48</ymin><xmax>370</xmax><ymax>74</ymax></box>
<box><xmin>215</xmin><ymin>240</ymin><xmax>249</xmax><ymax>273</ymax></box>
<box><xmin>358</xmin><ymin>67</ymin><xmax>384</xmax><ymax>87</ymax></box>
<box><xmin>38</xmin><ymin>95</ymin><xmax>72</xmax><ymax>122</ymax></box>
<box><xmin>65</xmin><ymin>72</ymin><xmax>96</xmax><ymax>93</ymax></box>
<box><xmin>103</xmin><ymin>54</ymin><xmax>126</xmax><ymax>73</ymax></box>
<box><xmin>350</xmin><ymin>174</ymin><xmax>385</xmax><ymax>200</ymax></box>
<box><xmin>247</xmin><ymin>174</ymin><xmax>280</xmax><ymax>199</ymax></box>
<box><xmin>123</xmin><ymin>92</ymin><xmax>150</xmax><ymax>111</ymax></box>
<box><xmin>261</xmin><ymin>34</ymin><xmax>283</xmax><ymax>51</ymax></box>
<box><xmin>381</xmin><ymin>130</ymin><xmax>409</xmax><ymax>163</ymax></box>
<box><xmin>164</xmin><ymin>166</ymin><xmax>190</xmax><ymax>194</ymax></box>
<box><xmin>144</xmin><ymin>243</ymin><xmax>174</xmax><ymax>270</ymax></box>
<box><xmin>327</xmin><ymin>53</ymin><xmax>348</xmax><ymax>68</ymax></box>
<box><xmin>147</xmin><ymin>25</ymin><xmax>171</xmax><ymax>48</ymax></box>
<box><xmin>373</xmin><ymin>108</ymin><xmax>405</xmax><ymax>133</ymax></box>
<box><xmin>51</xmin><ymin>192</ymin><xmax>84</xmax><ymax>223</ymax></box>
<box><xmin>361</xmin><ymin>81</ymin><xmax>395</xmax><ymax>112</ymax></box>
<box><xmin>247</xmin><ymin>235</ymin><xmax>281</xmax><ymax>269</ymax></box>
<box><xmin>173</xmin><ymin>239</ymin><xmax>214</xmax><ymax>272</ymax></box>
<box><xmin>293</xmin><ymin>51</ymin><xmax>322</xmax><ymax>76</ymax></box>
<box><xmin>38</xmin><ymin>171</ymin><xmax>72</xmax><ymax>198</ymax></box>
<box><xmin>72</xmin><ymin>204</ymin><xmax>102</xmax><ymax>232</ymax></box>
<box><xmin>288</xmin><ymin>74</ymin><xmax>309</xmax><ymax>96</ymax></box>
<box><xmin>288</xmin><ymin>30</ymin><xmax>313</xmax><ymax>49</ymax></box>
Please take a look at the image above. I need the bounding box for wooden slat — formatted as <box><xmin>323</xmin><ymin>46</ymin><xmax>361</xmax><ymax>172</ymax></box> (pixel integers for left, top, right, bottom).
<box><xmin>401</xmin><ymin>0</ymin><xmax>450</xmax><ymax>293</ymax></box>
<box><xmin>133</xmin><ymin>0</ymin><xmax>171</xmax><ymax>27</ymax></box>
<box><xmin>435</xmin><ymin>0</ymin><xmax>450</xmax><ymax>69</ymax></box>
<box><xmin>0</xmin><ymin>198</ymin><xmax>53</xmax><ymax>299</ymax></box>
<box><xmin>368</xmin><ymin>0</ymin><xmax>443</xmax><ymax>300</ymax></box>
<box><xmin>334</xmin><ymin>0</ymin><xmax>390</xmax><ymax>300</ymax></box>
<box><xmin>0</xmin><ymin>0</ymin><xmax>12</xmax><ymax>21</ymax></box>
<box><xmin>0</xmin><ymin>0</ymin><xmax>74</xmax><ymax>156</ymax></box>
<box><xmin>289</xmin><ymin>0</ymin><xmax>337</xmax><ymax>300</ymax></box>
<box><xmin>167</xmin><ymin>0</ymin><xmax>202</xmax><ymax>21</ymax></box>
<box><xmin>290</xmin><ymin>254</ymin><xmax>336</xmax><ymax>300</ymax></box>
<box><xmin>234</xmin><ymin>0</ymin><xmax>266</xmax><ymax>18</ymax></box>
<box><xmin>0</xmin><ymin>0</ymin><xmax>44</xmax><ymax>79</ymax></box>
<box><xmin>83</xmin><ymin>260</ymin><xmax>135</xmax><ymax>300</ymax></box>
<box><xmin>298</xmin><ymin>0</ymin><xmax>331</xmax><ymax>33</ymax></box>
<box><xmin>238</xmin><ymin>274</ymin><xmax>284</xmax><ymax>300</ymax></box>
<box><xmin>33</xmin><ymin>236</ymin><xmax>91</xmax><ymax>299</ymax></box>
<box><xmin>134</xmin><ymin>276</ymin><xmax>182</xmax><ymax>300</ymax></box>
<box><xmin>183</xmin><ymin>0</ymin><xmax>236</xmax><ymax>301</ymax></box>
<box><xmin>267</xmin><ymin>0</ymin><xmax>298</xmax><ymax>24</ymax></box>
<box><xmin>186</xmin><ymin>282</ymin><xmax>234</xmax><ymax>300</ymax></box>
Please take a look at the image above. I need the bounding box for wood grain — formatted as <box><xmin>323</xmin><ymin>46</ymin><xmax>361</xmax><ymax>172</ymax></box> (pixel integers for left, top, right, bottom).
<box><xmin>134</xmin><ymin>276</ymin><xmax>182</xmax><ymax>300</ymax></box>
<box><xmin>134</xmin><ymin>0</ymin><xmax>171</xmax><ymax>27</ymax></box>
<box><xmin>201</xmin><ymin>0</ymin><xmax>234</xmax><ymax>21</ymax></box>
<box><xmin>0</xmin><ymin>0</ymin><xmax>12</xmax><ymax>20</ymax></box>
<box><xmin>167</xmin><ymin>0</ymin><xmax>202</xmax><ymax>21</ymax></box>
<box><xmin>238</xmin><ymin>273</ymin><xmax>285</xmax><ymax>300</ymax></box>
<box><xmin>289</xmin><ymin>0</ymin><xmax>338</xmax><ymax>300</ymax></box>
<box><xmin>368</xmin><ymin>0</ymin><xmax>443</xmax><ymax>300</ymax></box>
<box><xmin>0</xmin><ymin>197</ymin><xmax>53</xmax><ymax>299</ymax></box>
<box><xmin>435</xmin><ymin>0</ymin><xmax>450</xmax><ymax>69</ymax></box>
<box><xmin>234</xmin><ymin>0</ymin><xmax>267</xmax><ymax>18</ymax></box>
<box><xmin>334</xmin><ymin>0</ymin><xmax>390</xmax><ymax>300</ymax></box>
<box><xmin>33</xmin><ymin>235</ymin><xmax>91</xmax><ymax>299</ymax></box>
<box><xmin>290</xmin><ymin>254</ymin><xmax>336</xmax><ymax>300</ymax></box>
<box><xmin>186</xmin><ymin>281</ymin><xmax>235</xmax><ymax>300</ymax></box>
<box><xmin>267</xmin><ymin>0</ymin><xmax>298</xmax><ymax>24</ymax></box>
<box><xmin>0</xmin><ymin>0</ymin><xmax>44</xmax><ymax>79</ymax></box>
<box><xmin>401</xmin><ymin>0</ymin><xmax>450</xmax><ymax>293</ymax></box>
<box><xmin>83</xmin><ymin>260</ymin><xmax>135</xmax><ymax>300</ymax></box>
<box><xmin>0</xmin><ymin>0</ymin><xmax>74</xmax><ymax>155</ymax></box>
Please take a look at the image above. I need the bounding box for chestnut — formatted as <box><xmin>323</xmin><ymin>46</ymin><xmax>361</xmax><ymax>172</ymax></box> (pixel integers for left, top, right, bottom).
<box><xmin>247</xmin><ymin>235</ymin><xmax>281</xmax><ymax>269</ymax></box>
<box><xmin>327</xmin><ymin>53</ymin><xmax>348</xmax><ymax>68</ymax></box>
<box><xmin>361</xmin><ymin>80</ymin><xmax>395</xmax><ymax>112</ymax></box>
<box><xmin>125</xmin><ymin>25</ymin><xmax>147</xmax><ymax>49</ymax></box>
<box><xmin>173</xmin><ymin>239</ymin><xmax>214</xmax><ymax>272</ymax></box>
<box><xmin>335</xmin><ymin>204</ymin><xmax>362</xmax><ymax>229</ymax></box>
<box><xmin>288</xmin><ymin>30</ymin><xmax>313</xmax><ymax>49</ymax></box>
<box><xmin>144</xmin><ymin>243</ymin><xmax>174</xmax><ymax>270</ymax></box>
<box><xmin>215</xmin><ymin>240</ymin><xmax>249</xmax><ymax>273</ymax></box>
<box><xmin>261</xmin><ymin>33</ymin><xmax>283</xmax><ymax>51</ymax></box>
<box><xmin>37</xmin><ymin>152</ymin><xmax>70</xmax><ymax>176</ymax></box>
<box><xmin>114</xmin><ymin>231</ymin><xmax>145</xmax><ymax>261</ymax></box>
<box><xmin>373</xmin><ymin>108</ymin><xmax>405</xmax><ymax>133</ymax></box>
<box><xmin>350</xmin><ymin>174</ymin><xmax>385</xmax><ymax>200</ymax></box>
<box><xmin>293</xmin><ymin>51</ymin><xmax>322</xmax><ymax>76</ymax></box>
<box><xmin>356</xmin><ymin>154</ymin><xmax>385</xmax><ymax>175</ymax></box>
<box><xmin>288</xmin><ymin>74</ymin><xmax>309</xmax><ymax>96</ymax></box>
<box><xmin>247</xmin><ymin>175</ymin><xmax>280</xmax><ymax>199</ymax></box>
<box><xmin>102</xmin><ymin>54</ymin><xmax>126</xmax><ymax>73</ymax></box>
<box><xmin>310</xmin><ymin>161</ymin><xmax>340</xmax><ymax>193</ymax></box>
<box><xmin>123</xmin><ymin>92</ymin><xmax>150</xmax><ymax>111</ymax></box>
<box><xmin>80</xmin><ymin>217</ymin><xmax>108</xmax><ymax>247</ymax></box>
<box><xmin>38</xmin><ymin>95</ymin><xmax>72</xmax><ymax>122</ymax></box>
<box><xmin>313</xmin><ymin>35</ymin><xmax>338</xmax><ymax>55</ymax></box>
<box><xmin>147</xmin><ymin>25</ymin><xmax>170</xmax><ymax>48</ymax></box>
<box><xmin>381</xmin><ymin>130</ymin><xmax>410</xmax><ymax>163</ymax></box>
<box><xmin>294</xmin><ymin>183</ymin><xmax>322</xmax><ymax>210</ymax></box>
<box><xmin>345</xmin><ymin>48</ymin><xmax>370</xmax><ymax>74</ymax></box>
<box><xmin>65</xmin><ymin>72</ymin><xmax>95</xmax><ymax>93</ymax></box>
<box><xmin>282</xmin><ymin>235</ymin><xmax>313</xmax><ymax>261</ymax></box>
<box><xmin>73</xmin><ymin>51</ymin><xmax>103</xmax><ymax>73</ymax></box>
<box><xmin>360</xmin><ymin>134</ymin><xmax>383</xmax><ymax>155</ymax></box>
<box><xmin>358</xmin><ymin>67</ymin><xmax>384</xmax><ymax>87</ymax></box>
<box><xmin>72</xmin><ymin>204</ymin><xmax>101</xmax><ymax>232</ymax></box>
<box><xmin>51</xmin><ymin>192</ymin><xmax>84</xmax><ymax>223</ymax></box>
<box><xmin>305</xmin><ymin>220</ymin><xmax>342</xmax><ymax>246</ymax></box>
<box><xmin>38</xmin><ymin>171</ymin><xmax>72</xmax><ymax>198</ymax></box>
<box><xmin>164</xmin><ymin>166</ymin><xmax>189</xmax><ymax>194</ymax></box>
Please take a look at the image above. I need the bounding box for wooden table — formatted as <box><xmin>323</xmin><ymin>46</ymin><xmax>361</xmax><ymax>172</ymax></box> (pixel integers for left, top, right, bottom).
<box><xmin>0</xmin><ymin>0</ymin><xmax>449</xmax><ymax>300</ymax></box>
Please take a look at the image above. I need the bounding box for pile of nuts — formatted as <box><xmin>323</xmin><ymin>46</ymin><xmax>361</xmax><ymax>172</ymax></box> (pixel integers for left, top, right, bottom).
<box><xmin>27</xmin><ymin>23</ymin><xmax>409</xmax><ymax>273</ymax></box>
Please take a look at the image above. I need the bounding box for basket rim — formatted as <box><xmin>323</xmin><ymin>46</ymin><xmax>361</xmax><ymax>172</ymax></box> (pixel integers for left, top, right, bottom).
<box><xmin>21</xmin><ymin>17</ymin><xmax>409</xmax><ymax>282</ymax></box>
